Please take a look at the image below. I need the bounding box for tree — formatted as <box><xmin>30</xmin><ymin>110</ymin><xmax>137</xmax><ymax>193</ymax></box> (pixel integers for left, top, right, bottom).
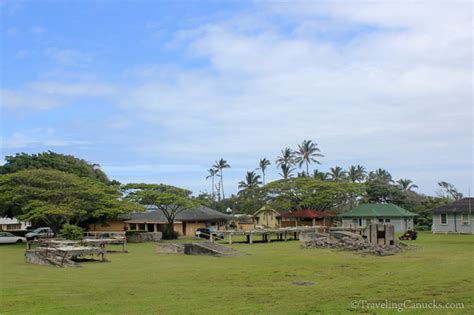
<box><xmin>437</xmin><ymin>181</ymin><xmax>463</xmax><ymax>200</ymax></box>
<box><xmin>123</xmin><ymin>183</ymin><xmax>196</xmax><ymax>239</ymax></box>
<box><xmin>0</xmin><ymin>169</ymin><xmax>135</xmax><ymax>233</ymax></box>
<box><xmin>368</xmin><ymin>168</ymin><xmax>393</xmax><ymax>183</ymax></box>
<box><xmin>397</xmin><ymin>178</ymin><xmax>418</xmax><ymax>192</ymax></box>
<box><xmin>238</xmin><ymin>171</ymin><xmax>262</xmax><ymax>191</ymax></box>
<box><xmin>0</xmin><ymin>151</ymin><xmax>110</xmax><ymax>184</ymax></box>
<box><xmin>213</xmin><ymin>158</ymin><xmax>230</xmax><ymax>200</ymax></box>
<box><xmin>276</xmin><ymin>148</ymin><xmax>295</xmax><ymax>168</ymax></box>
<box><xmin>327</xmin><ymin>166</ymin><xmax>347</xmax><ymax>182</ymax></box>
<box><xmin>205</xmin><ymin>168</ymin><xmax>219</xmax><ymax>200</ymax></box>
<box><xmin>313</xmin><ymin>169</ymin><xmax>328</xmax><ymax>181</ymax></box>
<box><xmin>278</xmin><ymin>163</ymin><xmax>295</xmax><ymax>179</ymax></box>
<box><xmin>294</xmin><ymin>140</ymin><xmax>323</xmax><ymax>176</ymax></box>
<box><xmin>258</xmin><ymin>158</ymin><xmax>271</xmax><ymax>185</ymax></box>
<box><xmin>348</xmin><ymin>165</ymin><xmax>366</xmax><ymax>183</ymax></box>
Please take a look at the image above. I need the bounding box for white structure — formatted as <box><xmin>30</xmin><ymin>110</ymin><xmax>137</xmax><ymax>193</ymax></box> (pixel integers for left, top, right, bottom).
<box><xmin>0</xmin><ymin>217</ymin><xmax>31</xmax><ymax>231</ymax></box>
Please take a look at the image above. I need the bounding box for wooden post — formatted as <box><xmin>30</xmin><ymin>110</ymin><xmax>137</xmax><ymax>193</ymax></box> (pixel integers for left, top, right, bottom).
<box><xmin>229</xmin><ymin>234</ymin><xmax>232</xmax><ymax>245</ymax></box>
<box><xmin>267</xmin><ymin>233</ymin><xmax>271</xmax><ymax>242</ymax></box>
<box><xmin>210</xmin><ymin>233</ymin><xmax>214</xmax><ymax>243</ymax></box>
<box><xmin>312</xmin><ymin>218</ymin><xmax>316</xmax><ymax>226</ymax></box>
<box><xmin>249</xmin><ymin>233</ymin><xmax>253</xmax><ymax>244</ymax></box>
<box><xmin>284</xmin><ymin>231</ymin><xmax>288</xmax><ymax>241</ymax></box>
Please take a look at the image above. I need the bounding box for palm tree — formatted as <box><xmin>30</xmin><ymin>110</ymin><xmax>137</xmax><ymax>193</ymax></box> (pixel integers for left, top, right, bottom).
<box><xmin>294</xmin><ymin>140</ymin><xmax>324</xmax><ymax>175</ymax></box>
<box><xmin>347</xmin><ymin>165</ymin><xmax>367</xmax><ymax>183</ymax></box>
<box><xmin>213</xmin><ymin>158</ymin><xmax>230</xmax><ymax>200</ymax></box>
<box><xmin>279</xmin><ymin>163</ymin><xmax>295</xmax><ymax>179</ymax></box>
<box><xmin>397</xmin><ymin>178</ymin><xmax>418</xmax><ymax>192</ymax></box>
<box><xmin>313</xmin><ymin>169</ymin><xmax>328</xmax><ymax>181</ymax></box>
<box><xmin>205</xmin><ymin>168</ymin><xmax>219</xmax><ymax>200</ymax></box>
<box><xmin>369</xmin><ymin>168</ymin><xmax>393</xmax><ymax>183</ymax></box>
<box><xmin>238</xmin><ymin>171</ymin><xmax>262</xmax><ymax>191</ymax></box>
<box><xmin>327</xmin><ymin>166</ymin><xmax>347</xmax><ymax>182</ymax></box>
<box><xmin>276</xmin><ymin>148</ymin><xmax>295</xmax><ymax>168</ymax></box>
<box><xmin>258</xmin><ymin>158</ymin><xmax>271</xmax><ymax>185</ymax></box>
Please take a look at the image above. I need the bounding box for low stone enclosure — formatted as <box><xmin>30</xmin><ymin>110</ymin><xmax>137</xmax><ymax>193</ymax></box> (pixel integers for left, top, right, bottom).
<box><xmin>156</xmin><ymin>242</ymin><xmax>242</xmax><ymax>257</ymax></box>
<box><xmin>126</xmin><ymin>231</ymin><xmax>162</xmax><ymax>243</ymax></box>
<box><xmin>25</xmin><ymin>237</ymin><xmax>127</xmax><ymax>267</ymax></box>
<box><xmin>301</xmin><ymin>224</ymin><xmax>408</xmax><ymax>256</ymax></box>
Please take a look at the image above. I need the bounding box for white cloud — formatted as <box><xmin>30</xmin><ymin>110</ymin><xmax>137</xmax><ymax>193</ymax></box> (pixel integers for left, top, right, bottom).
<box><xmin>116</xmin><ymin>1</ymin><xmax>472</xmax><ymax>194</ymax></box>
<box><xmin>1</xmin><ymin>81</ymin><xmax>115</xmax><ymax>110</ymax></box>
<box><xmin>0</xmin><ymin>129</ymin><xmax>91</xmax><ymax>149</ymax></box>
<box><xmin>45</xmin><ymin>48</ymin><xmax>93</xmax><ymax>66</ymax></box>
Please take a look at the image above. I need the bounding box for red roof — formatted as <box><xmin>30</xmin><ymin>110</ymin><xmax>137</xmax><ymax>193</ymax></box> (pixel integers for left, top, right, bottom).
<box><xmin>280</xmin><ymin>209</ymin><xmax>336</xmax><ymax>219</ymax></box>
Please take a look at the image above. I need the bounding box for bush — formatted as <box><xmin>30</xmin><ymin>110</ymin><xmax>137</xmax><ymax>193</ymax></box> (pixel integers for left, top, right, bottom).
<box><xmin>59</xmin><ymin>224</ymin><xmax>84</xmax><ymax>240</ymax></box>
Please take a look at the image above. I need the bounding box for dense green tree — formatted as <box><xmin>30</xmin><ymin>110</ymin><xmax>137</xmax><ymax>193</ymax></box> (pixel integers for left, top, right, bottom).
<box><xmin>213</xmin><ymin>158</ymin><xmax>230</xmax><ymax>200</ymax></box>
<box><xmin>0</xmin><ymin>169</ymin><xmax>135</xmax><ymax>232</ymax></box>
<box><xmin>123</xmin><ymin>183</ymin><xmax>196</xmax><ymax>239</ymax></box>
<box><xmin>0</xmin><ymin>151</ymin><xmax>110</xmax><ymax>184</ymax></box>
<box><xmin>238</xmin><ymin>171</ymin><xmax>262</xmax><ymax>191</ymax></box>
<box><xmin>294</xmin><ymin>140</ymin><xmax>323</xmax><ymax>176</ymax></box>
<box><xmin>258</xmin><ymin>158</ymin><xmax>271</xmax><ymax>185</ymax></box>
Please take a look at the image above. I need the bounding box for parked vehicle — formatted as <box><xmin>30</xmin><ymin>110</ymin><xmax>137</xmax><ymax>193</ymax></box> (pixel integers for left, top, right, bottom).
<box><xmin>195</xmin><ymin>228</ymin><xmax>224</xmax><ymax>240</ymax></box>
<box><xmin>399</xmin><ymin>230</ymin><xmax>418</xmax><ymax>240</ymax></box>
<box><xmin>25</xmin><ymin>227</ymin><xmax>55</xmax><ymax>240</ymax></box>
<box><xmin>0</xmin><ymin>232</ymin><xmax>27</xmax><ymax>244</ymax></box>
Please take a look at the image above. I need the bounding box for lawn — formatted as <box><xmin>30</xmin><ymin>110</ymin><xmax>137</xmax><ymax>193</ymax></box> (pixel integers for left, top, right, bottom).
<box><xmin>1</xmin><ymin>232</ymin><xmax>473</xmax><ymax>314</ymax></box>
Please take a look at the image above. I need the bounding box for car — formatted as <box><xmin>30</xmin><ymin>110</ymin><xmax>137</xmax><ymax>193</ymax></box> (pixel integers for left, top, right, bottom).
<box><xmin>195</xmin><ymin>228</ymin><xmax>224</xmax><ymax>240</ymax></box>
<box><xmin>25</xmin><ymin>227</ymin><xmax>55</xmax><ymax>240</ymax></box>
<box><xmin>0</xmin><ymin>232</ymin><xmax>27</xmax><ymax>244</ymax></box>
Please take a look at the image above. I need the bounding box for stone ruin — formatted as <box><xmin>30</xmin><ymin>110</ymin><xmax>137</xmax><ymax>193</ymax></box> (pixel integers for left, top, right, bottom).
<box><xmin>300</xmin><ymin>224</ymin><xmax>408</xmax><ymax>256</ymax></box>
<box><xmin>156</xmin><ymin>242</ymin><xmax>243</xmax><ymax>257</ymax></box>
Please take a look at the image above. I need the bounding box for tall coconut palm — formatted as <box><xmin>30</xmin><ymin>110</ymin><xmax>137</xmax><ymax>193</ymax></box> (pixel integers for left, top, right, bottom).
<box><xmin>279</xmin><ymin>163</ymin><xmax>295</xmax><ymax>179</ymax></box>
<box><xmin>327</xmin><ymin>166</ymin><xmax>347</xmax><ymax>182</ymax></box>
<box><xmin>397</xmin><ymin>178</ymin><xmax>418</xmax><ymax>192</ymax></box>
<box><xmin>276</xmin><ymin>148</ymin><xmax>295</xmax><ymax>168</ymax></box>
<box><xmin>294</xmin><ymin>140</ymin><xmax>324</xmax><ymax>175</ymax></box>
<box><xmin>205</xmin><ymin>168</ymin><xmax>219</xmax><ymax>200</ymax></box>
<box><xmin>213</xmin><ymin>158</ymin><xmax>230</xmax><ymax>200</ymax></box>
<box><xmin>238</xmin><ymin>171</ymin><xmax>262</xmax><ymax>191</ymax></box>
<box><xmin>347</xmin><ymin>165</ymin><xmax>367</xmax><ymax>183</ymax></box>
<box><xmin>313</xmin><ymin>169</ymin><xmax>328</xmax><ymax>181</ymax></box>
<box><xmin>258</xmin><ymin>158</ymin><xmax>271</xmax><ymax>185</ymax></box>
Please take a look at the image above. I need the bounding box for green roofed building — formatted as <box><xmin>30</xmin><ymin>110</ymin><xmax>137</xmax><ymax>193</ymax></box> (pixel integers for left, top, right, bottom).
<box><xmin>339</xmin><ymin>203</ymin><xmax>417</xmax><ymax>232</ymax></box>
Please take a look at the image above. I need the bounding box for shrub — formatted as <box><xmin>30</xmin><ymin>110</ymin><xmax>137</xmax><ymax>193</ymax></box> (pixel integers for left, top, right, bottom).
<box><xmin>59</xmin><ymin>224</ymin><xmax>84</xmax><ymax>240</ymax></box>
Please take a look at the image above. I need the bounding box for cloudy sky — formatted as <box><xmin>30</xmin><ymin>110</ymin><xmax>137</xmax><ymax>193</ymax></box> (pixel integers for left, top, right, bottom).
<box><xmin>1</xmin><ymin>0</ymin><xmax>472</xmax><ymax>196</ymax></box>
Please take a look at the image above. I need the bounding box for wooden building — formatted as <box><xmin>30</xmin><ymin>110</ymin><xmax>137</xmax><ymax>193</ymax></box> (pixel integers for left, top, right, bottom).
<box><xmin>253</xmin><ymin>205</ymin><xmax>281</xmax><ymax>228</ymax></box>
<box><xmin>428</xmin><ymin>198</ymin><xmax>473</xmax><ymax>234</ymax></box>
<box><xmin>278</xmin><ymin>209</ymin><xmax>335</xmax><ymax>228</ymax></box>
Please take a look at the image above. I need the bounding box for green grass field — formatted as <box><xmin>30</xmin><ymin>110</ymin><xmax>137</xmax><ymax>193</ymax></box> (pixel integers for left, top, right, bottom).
<box><xmin>1</xmin><ymin>232</ymin><xmax>473</xmax><ymax>314</ymax></box>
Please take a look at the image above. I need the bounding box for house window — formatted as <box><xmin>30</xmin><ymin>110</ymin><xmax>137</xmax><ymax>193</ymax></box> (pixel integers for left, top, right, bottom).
<box><xmin>378</xmin><ymin>219</ymin><xmax>384</xmax><ymax>223</ymax></box>
<box><xmin>385</xmin><ymin>219</ymin><xmax>391</xmax><ymax>223</ymax></box>
<box><xmin>461</xmin><ymin>213</ymin><xmax>470</xmax><ymax>225</ymax></box>
<box><xmin>440</xmin><ymin>214</ymin><xmax>447</xmax><ymax>225</ymax></box>
<box><xmin>129</xmin><ymin>223</ymin><xmax>137</xmax><ymax>230</ymax></box>
<box><xmin>138</xmin><ymin>224</ymin><xmax>145</xmax><ymax>230</ymax></box>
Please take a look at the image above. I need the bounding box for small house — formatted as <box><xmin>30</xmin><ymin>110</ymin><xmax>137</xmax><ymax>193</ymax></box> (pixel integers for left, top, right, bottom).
<box><xmin>0</xmin><ymin>217</ymin><xmax>31</xmax><ymax>231</ymax></box>
<box><xmin>89</xmin><ymin>205</ymin><xmax>230</xmax><ymax>236</ymax></box>
<box><xmin>428</xmin><ymin>198</ymin><xmax>473</xmax><ymax>234</ymax></box>
<box><xmin>339</xmin><ymin>203</ymin><xmax>417</xmax><ymax>232</ymax></box>
<box><xmin>278</xmin><ymin>209</ymin><xmax>335</xmax><ymax>228</ymax></box>
<box><xmin>253</xmin><ymin>205</ymin><xmax>281</xmax><ymax>228</ymax></box>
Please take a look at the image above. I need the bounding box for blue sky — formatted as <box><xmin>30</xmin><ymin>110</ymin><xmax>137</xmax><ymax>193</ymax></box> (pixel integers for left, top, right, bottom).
<box><xmin>1</xmin><ymin>0</ymin><xmax>473</xmax><ymax>196</ymax></box>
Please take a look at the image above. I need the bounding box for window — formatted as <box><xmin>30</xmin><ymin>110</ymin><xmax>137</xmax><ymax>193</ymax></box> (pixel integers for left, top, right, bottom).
<box><xmin>385</xmin><ymin>219</ymin><xmax>391</xmax><ymax>223</ymax></box>
<box><xmin>378</xmin><ymin>219</ymin><xmax>384</xmax><ymax>223</ymax></box>
<box><xmin>461</xmin><ymin>213</ymin><xmax>470</xmax><ymax>225</ymax></box>
<box><xmin>366</xmin><ymin>219</ymin><xmax>371</xmax><ymax>225</ymax></box>
<box><xmin>440</xmin><ymin>214</ymin><xmax>447</xmax><ymax>225</ymax></box>
<box><xmin>138</xmin><ymin>224</ymin><xmax>145</xmax><ymax>230</ymax></box>
<box><xmin>129</xmin><ymin>223</ymin><xmax>137</xmax><ymax>230</ymax></box>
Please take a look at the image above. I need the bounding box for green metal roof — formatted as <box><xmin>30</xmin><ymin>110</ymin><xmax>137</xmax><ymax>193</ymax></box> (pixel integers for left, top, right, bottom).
<box><xmin>338</xmin><ymin>203</ymin><xmax>417</xmax><ymax>218</ymax></box>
